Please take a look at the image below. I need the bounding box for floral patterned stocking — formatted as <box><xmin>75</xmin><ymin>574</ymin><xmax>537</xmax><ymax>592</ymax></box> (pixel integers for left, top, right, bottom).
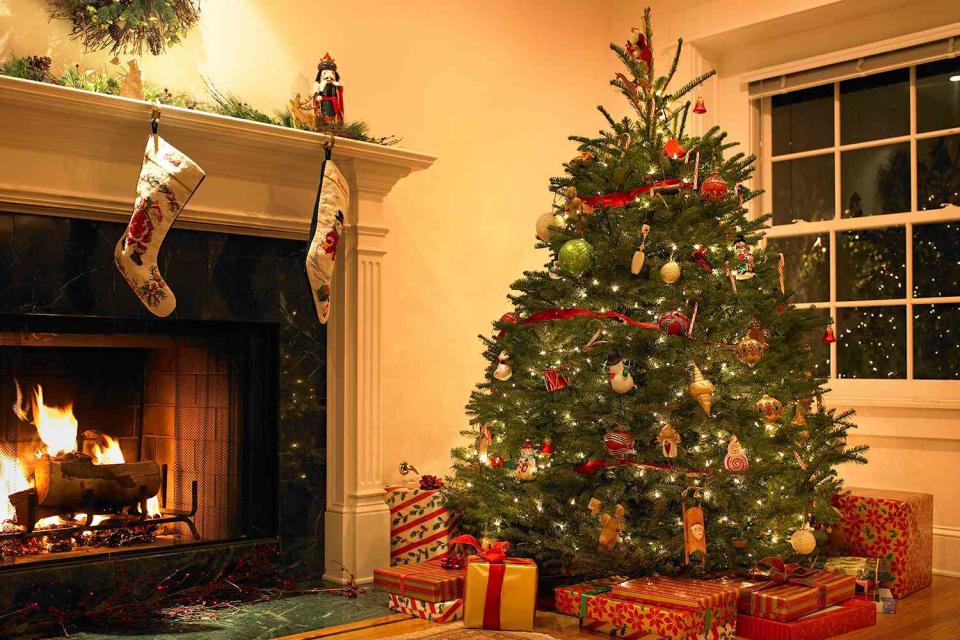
<box><xmin>306</xmin><ymin>158</ymin><xmax>349</xmax><ymax>324</ymax></box>
<box><xmin>115</xmin><ymin>135</ymin><xmax>205</xmax><ymax>317</ymax></box>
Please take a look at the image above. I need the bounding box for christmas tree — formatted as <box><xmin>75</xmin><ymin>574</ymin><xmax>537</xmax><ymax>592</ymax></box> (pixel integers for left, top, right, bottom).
<box><xmin>445</xmin><ymin>10</ymin><xmax>866</xmax><ymax>579</ymax></box>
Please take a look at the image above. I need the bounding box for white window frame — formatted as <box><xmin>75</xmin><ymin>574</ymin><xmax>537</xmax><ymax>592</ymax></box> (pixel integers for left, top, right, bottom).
<box><xmin>750</xmin><ymin>36</ymin><xmax>960</xmax><ymax>410</ymax></box>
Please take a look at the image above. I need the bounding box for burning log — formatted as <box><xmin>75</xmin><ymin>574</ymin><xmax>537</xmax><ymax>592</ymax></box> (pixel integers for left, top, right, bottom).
<box><xmin>34</xmin><ymin>452</ymin><xmax>162</xmax><ymax>511</ymax></box>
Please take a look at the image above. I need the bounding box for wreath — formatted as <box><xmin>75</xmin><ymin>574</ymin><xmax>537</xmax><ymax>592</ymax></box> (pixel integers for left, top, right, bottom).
<box><xmin>49</xmin><ymin>0</ymin><xmax>201</xmax><ymax>56</ymax></box>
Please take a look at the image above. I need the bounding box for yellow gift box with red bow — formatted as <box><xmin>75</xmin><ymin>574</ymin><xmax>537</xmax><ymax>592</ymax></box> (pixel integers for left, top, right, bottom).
<box><xmin>452</xmin><ymin>535</ymin><xmax>538</xmax><ymax>631</ymax></box>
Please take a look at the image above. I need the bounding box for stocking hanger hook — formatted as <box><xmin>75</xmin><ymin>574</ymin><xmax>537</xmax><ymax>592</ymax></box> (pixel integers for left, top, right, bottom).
<box><xmin>150</xmin><ymin>102</ymin><xmax>161</xmax><ymax>135</ymax></box>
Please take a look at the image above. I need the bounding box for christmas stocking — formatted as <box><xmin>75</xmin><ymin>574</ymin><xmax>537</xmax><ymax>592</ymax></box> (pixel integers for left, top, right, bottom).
<box><xmin>306</xmin><ymin>157</ymin><xmax>349</xmax><ymax>324</ymax></box>
<box><xmin>115</xmin><ymin>135</ymin><xmax>205</xmax><ymax>317</ymax></box>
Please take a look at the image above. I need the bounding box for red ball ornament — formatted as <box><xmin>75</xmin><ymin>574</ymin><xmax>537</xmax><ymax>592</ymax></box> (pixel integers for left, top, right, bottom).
<box><xmin>658</xmin><ymin>310</ymin><xmax>691</xmax><ymax>336</ymax></box>
<box><xmin>700</xmin><ymin>172</ymin><xmax>728</xmax><ymax>201</ymax></box>
<box><xmin>603</xmin><ymin>428</ymin><xmax>636</xmax><ymax>459</ymax></box>
<box><xmin>496</xmin><ymin>312</ymin><xmax>519</xmax><ymax>339</ymax></box>
<box><xmin>663</xmin><ymin>139</ymin><xmax>687</xmax><ymax>160</ymax></box>
<box><xmin>489</xmin><ymin>455</ymin><xmax>505</xmax><ymax>468</ymax></box>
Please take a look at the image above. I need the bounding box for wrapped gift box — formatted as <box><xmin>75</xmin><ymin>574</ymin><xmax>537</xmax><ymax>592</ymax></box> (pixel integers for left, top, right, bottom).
<box><xmin>821</xmin><ymin>556</ymin><xmax>892</xmax><ymax>583</ymax></box>
<box><xmin>373</xmin><ymin>557</ymin><xmax>465</xmax><ymax>603</ymax></box>
<box><xmin>462</xmin><ymin>554</ymin><xmax>538</xmax><ymax>631</ymax></box>
<box><xmin>736</xmin><ymin>597</ymin><xmax>876</xmax><ymax>640</ymax></box>
<box><xmin>578</xmin><ymin>577</ymin><xmax>739</xmax><ymax>640</ymax></box>
<box><xmin>384</xmin><ymin>481</ymin><xmax>459</xmax><ymax>566</ymax></box>
<box><xmin>554</xmin><ymin>576</ymin><xmax>629</xmax><ymax>617</ymax></box>
<box><xmin>831</xmin><ymin>487</ymin><xmax>933</xmax><ymax>599</ymax></box>
<box><xmin>388</xmin><ymin>594</ymin><xmax>464</xmax><ymax>624</ymax></box>
<box><xmin>735</xmin><ymin>569</ymin><xmax>855</xmax><ymax>622</ymax></box>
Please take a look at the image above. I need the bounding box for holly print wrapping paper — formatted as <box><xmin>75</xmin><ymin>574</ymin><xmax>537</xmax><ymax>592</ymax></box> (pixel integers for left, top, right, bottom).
<box><xmin>384</xmin><ymin>481</ymin><xmax>459</xmax><ymax>566</ymax></box>
<box><xmin>579</xmin><ymin>588</ymin><xmax>737</xmax><ymax>640</ymax></box>
<box><xmin>831</xmin><ymin>487</ymin><xmax>933</xmax><ymax>599</ymax></box>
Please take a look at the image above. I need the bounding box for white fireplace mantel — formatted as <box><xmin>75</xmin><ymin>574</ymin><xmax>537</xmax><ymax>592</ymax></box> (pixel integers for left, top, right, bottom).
<box><xmin>0</xmin><ymin>75</ymin><xmax>436</xmax><ymax>582</ymax></box>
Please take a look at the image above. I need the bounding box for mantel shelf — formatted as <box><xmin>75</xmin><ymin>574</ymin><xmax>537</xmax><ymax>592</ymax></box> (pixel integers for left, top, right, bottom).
<box><xmin>0</xmin><ymin>75</ymin><xmax>435</xmax><ymax>239</ymax></box>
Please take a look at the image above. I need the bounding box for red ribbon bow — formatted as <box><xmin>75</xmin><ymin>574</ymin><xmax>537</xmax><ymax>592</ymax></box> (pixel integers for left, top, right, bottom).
<box><xmin>450</xmin><ymin>534</ymin><xmax>510</xmax><ymax>563</ymax></box>
<box><xmin>751</xmin><ymin>556</ymin><xmax>826</xmax><ymax>609</ymax></box>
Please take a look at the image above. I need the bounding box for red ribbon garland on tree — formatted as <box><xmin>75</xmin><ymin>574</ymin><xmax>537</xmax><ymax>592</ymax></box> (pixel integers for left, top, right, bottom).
<box><xmin>574</xmin><ymin>458</ymin><xmax>711</xmax><ymax>477</ymax></box>
<box><xmin>521</xmin><ymin>308</ymin><xmax>658</xmax><ymax>331</ymax></box>
<box><xmin>579</xmin><ymin>179</ymin><xmax>693</xmax><ymax>209</ymax></box>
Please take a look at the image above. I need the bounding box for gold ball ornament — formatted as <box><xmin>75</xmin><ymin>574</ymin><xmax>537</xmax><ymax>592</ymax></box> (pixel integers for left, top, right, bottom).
<box><xmin>735</xmin><ymin>335</ymin><xmax>765</xmax><ymax>368</ymax></box>
<box><xmin>756</xmin><ymin>394</ymin><xmax>783</xmax><ymax>423</ymax></box>
<box><xmin>789</xmin><ymin>528</ymin><xmax>817</xmax><ymax>555</ymax></box>
<box><xmin>536</xmin><ymin>211</ymin><xmax>563</xmax><ymax>242</ymax></box>
<box><xmin>689</xmin><ymin>365</ymin><xmax>714</xmax><ymax>416</ymax></box>
<box><xmin>659</xmin><ymin>260</ymin><xmax>681</xmax><ymax>284</ymax></box>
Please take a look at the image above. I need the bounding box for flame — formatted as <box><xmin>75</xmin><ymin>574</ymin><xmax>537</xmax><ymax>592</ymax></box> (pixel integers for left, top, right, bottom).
<box><xmin>87</xmin><ymin>434</ymin><xmax>126</xmax><ymax>465</ymax></box>
<box><xmin>6</xmin><ymin>382</ymin><xmax>165</xmax><ymax>530</ymax></box>
<box><xmin>1</xmin><ymin>450</ymin><xmax>31</xmax><ymax>522</ymax></box>
<box><xmin>14</xmin><ymin>382</ymin><xmax>79</xmax><ymax>457</ymax></box>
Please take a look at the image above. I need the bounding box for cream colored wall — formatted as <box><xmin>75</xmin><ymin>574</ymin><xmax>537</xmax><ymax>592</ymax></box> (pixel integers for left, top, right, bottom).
<box><xmin>0</xmin><ymin>1</ymin><xmax>617</xmax><ymax>483</ymax></box>
<box><xmin>615</xmin><ymin>0</ymin><xmax>960</xmax><ymax>576</ymax></box>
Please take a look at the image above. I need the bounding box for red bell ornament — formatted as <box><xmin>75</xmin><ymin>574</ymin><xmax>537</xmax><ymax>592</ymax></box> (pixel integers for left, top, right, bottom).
<box><xmin>700</xmin><ymin>172</ymin><xmax>728</xmax><ymax>202</ymax></box>
<box><xmin>663</xmin><ymin>139</ymin><xmax>687</xmax><ymax>160</ymax></box>
<box><xmin>822</xmin><ymin>327</ymin><xmax>837</xmax><ymax>344</ymax></box>
<box><xmin>658</xmin><ymin>310</ymin><xmax>691</xmax><ymax>336</ymax></box>
<box><xmin>693</xmin><ymin>96</ymin><xmax>707</xmax><ymax>114</ymax></box>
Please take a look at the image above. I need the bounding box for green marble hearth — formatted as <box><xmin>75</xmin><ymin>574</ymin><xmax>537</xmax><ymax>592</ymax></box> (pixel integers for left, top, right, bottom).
<box><xmin>42</xmin><ymin>587</ymin><xmax>391</xmax><ymax>640</ymax></box>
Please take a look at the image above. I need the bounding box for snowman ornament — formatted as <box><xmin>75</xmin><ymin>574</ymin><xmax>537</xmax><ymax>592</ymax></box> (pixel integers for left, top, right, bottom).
<box><xmin>515</xmin><ymin>440</ymin><xmax>538</xmax><ymax>480</ymax></box>
<box><xmin>605</xmin><ymin>352</ymin><xmax>635</xmax><ymax>394</ymax></box>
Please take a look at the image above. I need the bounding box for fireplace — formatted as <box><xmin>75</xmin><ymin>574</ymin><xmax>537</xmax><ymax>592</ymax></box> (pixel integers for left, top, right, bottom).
<box><xmin>0</xmin><ymin>316</ymin><xmax>278</xmax><ymax>565</ymax></box>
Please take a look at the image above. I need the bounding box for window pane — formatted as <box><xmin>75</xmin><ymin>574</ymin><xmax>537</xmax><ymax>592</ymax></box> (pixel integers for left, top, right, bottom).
<box><xmin>766</xmin><ymin>234</ymin><xmax>830</xmax><ymax>303</ymax></box>
<box><xmin>916</xmin><ymin>57</ymin><xmax>960</xmax><ymax>133</ymax></box>
<box><xmin>771</xmin><ymin>155</ymin><xmax>835</xmax><ymax>224</ymax></box>
<box><xmin>840</xmin><ymin>143</ymin><xmax>910</xmax><ymax>217</ymax></box>
<box><xmin>917</xmin><ymin>133</ymin><xmax>960</xmax><ymax>211</ymax></box>
<box><xmin>837</xmin><ymin>227</ymin><xmax>905</xmax><ymax>301</ymax></box>
<box><xmin>772</xmin><ymin>84</ymin><xmax>834</xmax><ymax>155</ymax></box>
<box><xmin>837</xmin><ymin>306</ymin><xmax>906</xmax><ymax>379</ymax></box>
<box><xmin>805</xmin><ymin>308</ymin><xmax>832</xmax><ymax>378</ymax></box>
<box><xmin>840</xmin><ymin>68</ymin><xmax>909</xmax><ymax>144</ymax></box>
<box><xmin>913</xmin><ymin>222</ymin><xmax>960</xmax><ymax>298</ymax></box>
<box><xmin>914</xmin><ymin>304</ymin><xmax>960</xmax><ymax>380</ymax></box>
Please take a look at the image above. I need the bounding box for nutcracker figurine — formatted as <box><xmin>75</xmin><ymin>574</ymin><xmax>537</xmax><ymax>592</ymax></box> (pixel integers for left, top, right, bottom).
<box><xmin>732</xmin><ymin>235</ymin><xmax>755</xmax><ymax>280</ymax></box>
<box><xmin>313</xmin><ymin>53</ymin><xmax>344</xmax><ymax>125</ymax></box>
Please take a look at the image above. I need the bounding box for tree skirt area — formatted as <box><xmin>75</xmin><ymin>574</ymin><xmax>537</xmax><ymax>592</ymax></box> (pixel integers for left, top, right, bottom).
<box><xmin>39</xmin><ymin>588</ymin><xmax>392</xmax><ymax>640</ymax></box>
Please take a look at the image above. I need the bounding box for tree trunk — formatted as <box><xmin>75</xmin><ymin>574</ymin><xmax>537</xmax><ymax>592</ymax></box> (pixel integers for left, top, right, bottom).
<box><xmin>34</xmin><ymin>453</ymin><xmax>162</xmax><ymax>511</ymax></box>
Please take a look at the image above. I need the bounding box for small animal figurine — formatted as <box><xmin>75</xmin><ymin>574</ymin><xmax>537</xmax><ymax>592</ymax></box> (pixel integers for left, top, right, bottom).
<box><xmin>605</xmin><ymin>351</ymin><xmax>635</xmax><ymax>394</ymax></box>
<box><xmin>493</xmin><ymin>351</ymin><xmax>512</xmax><ymax>381</ymax></box>
<box><xmin>599</xmin><ymin>504</ymin><xmax>626</xmax><ymax>550</ymax></box>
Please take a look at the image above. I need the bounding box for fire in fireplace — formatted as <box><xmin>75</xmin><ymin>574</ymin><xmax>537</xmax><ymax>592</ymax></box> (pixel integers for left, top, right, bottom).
<box><xmin>0</xmin><ymin>317</ymin><xmax>279</xmax><ymax>566</ymax></box>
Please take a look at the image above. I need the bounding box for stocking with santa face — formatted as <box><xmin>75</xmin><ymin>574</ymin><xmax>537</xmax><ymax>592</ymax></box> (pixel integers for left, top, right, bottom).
<box><xmin>306</xmin><ymin>153</ymin><xmax>349</xmax><ymax>324</ymax></box>
<box><xmin>115</xmin><ymin>134</ymin><xmax>205</xmax><ymax>317</ymax></box>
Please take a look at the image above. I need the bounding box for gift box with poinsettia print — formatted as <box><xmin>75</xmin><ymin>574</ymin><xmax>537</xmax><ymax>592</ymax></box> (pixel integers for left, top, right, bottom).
<box><xmin>554</xmin><ymin>576</ymin><xmax>630</xmax><ymax>616</ymax></box>
<box><xmin>384</xmin><ymin>481</ymin><xmax>459</xmax><ymax>566</ymax></box>
<box><xmin>373</xmin><ymin>557</ymin><xmax>465</xmax><ymax>603</ymax></box>
<box><xmin>736</xmin><ymin>597</ymin><xmax>876</xmax><ymax>640</ymax></box>
<box><xmin>830</xmin><ymin>487</ymin><xmax>933</xmax><ymax>599</ymax></box>
<box><xmin>580</xmin><ymin>577</ymin><xmax>738</xmax><ymax>640</ymax></box>
<box><xmin>388</xmin><ymin>594</ymin><xmax>464</xmax><ymax>624</ymax></box>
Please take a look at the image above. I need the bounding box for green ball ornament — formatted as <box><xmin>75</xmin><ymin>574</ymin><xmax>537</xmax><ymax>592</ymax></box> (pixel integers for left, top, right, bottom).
<box><xmin>558</xmin><ymin>239</ymin><xmax>594</xmax><ymax>276</ymax></box>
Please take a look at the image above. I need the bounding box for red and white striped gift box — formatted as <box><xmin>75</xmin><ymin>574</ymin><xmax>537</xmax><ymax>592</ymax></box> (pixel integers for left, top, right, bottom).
<box><xmin>373</xmin><ymin>557</ymin><xmax>465</xmax><ymax>603</ymax></box>
<box><xmin>388</xmin><ymin>593</ymin><xmax>464</xmax><ymax>624</ymax></box>
<box><xmin>385</xmin><ymin>481</ymin><xmax>460</xmax><ymax>566</ymax></box>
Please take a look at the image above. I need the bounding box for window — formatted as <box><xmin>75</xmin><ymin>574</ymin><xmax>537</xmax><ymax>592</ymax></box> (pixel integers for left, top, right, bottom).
<box><xmin>756</xmin><ymin>55</ymin><xmax>960</xmax><ymax>382</ymax></box>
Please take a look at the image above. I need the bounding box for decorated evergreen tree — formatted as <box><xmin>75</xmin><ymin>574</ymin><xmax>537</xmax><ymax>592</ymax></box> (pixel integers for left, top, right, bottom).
<box><xmin>445</xmin><ymin>10</ymin><xmax>867</xmax><ymax>579</ymax></box>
